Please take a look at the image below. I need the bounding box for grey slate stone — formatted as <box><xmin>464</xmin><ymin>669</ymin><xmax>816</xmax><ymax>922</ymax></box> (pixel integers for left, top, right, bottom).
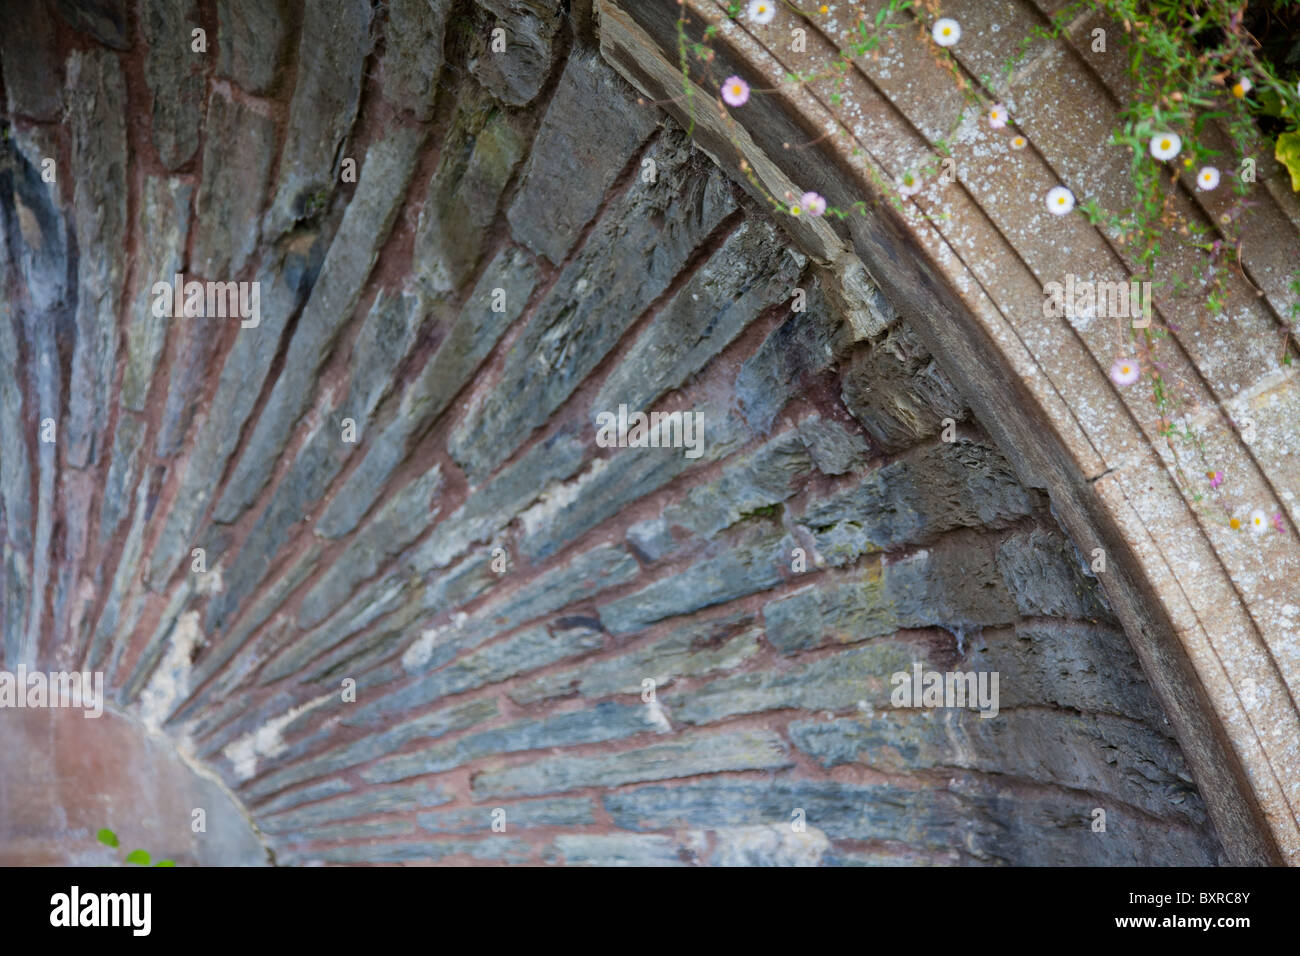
<box><xmin>407</xmin><ymin>426</ymin><xmax>586</xmax><ymax>571</ymax></box>
<box><xmin>449</xmin><ymin>129</ymin><xmax>737</xmax><ymax>480</ymax></box>
<box><xmin>364</xmin><ymin>701</ymin><xmax>660</xmax><ymax>782</ymax></box>
<box><xmin>665</xmin><ymin>641</ymin><xmax>919</xmax><ymax>725</ymax></box>
<box><xmin>214</xmin><ymin>125</ymin><xmax>425</xmax><ymax>523</ymax></box>
<box><xmin>216</xmin><ymin>0</ymin><xmax>292</xmax><ymax>95</ymax></box>
<box><xmin>315</xmin><ymin>246</ymin><xmax>539</xmax><ymax>539</ymax></box>
<box><xmin>996</xmin><ymin>526</ymin><xmax>1110</xmax><ymax>620</ymax></box>
<box><xmin>509</xmin><ymin>612</ymin><xmax>762</xmax><ymax>706</ymax></box>
<box><xmin>141</xmin><ymin>0</ymin><xmax>204</xmax><ymax>170</ymax></box>
<box><xmin>550</xmin><ymin>834</ymin><xmax>697</xmax><ymax>867</ymax></box>
<box><xmin>243</xmin><ymin>697</ymin><xmax>498</xmax><ymax>800</ymax></box>
<box><xmin>347</xmin><ymin>622</ymin><xmax>604</xmax><ymax>726</ymax></box>
<box><xmin>259</xmin><ymin>782</ymin><xmax>453</xmax><ymax>833</ymax></box>
<box><xmin>264</xmin><ymin>0</ymin><xmax>372</xmax><ymax>237</ymax></box>
<box><xmin>467</xmin><ymin>0</ymin><xmax>562</xmax><ymax>106</ymax></box>
<box><xmin>840</xmin><ymin>320</ymin><xmax>968</xmax><ymax>452</ymax></box>
<box><xmin>472</xmin><ymin>729</ymin><xmax>792</xmax><ymax>799</ymax></box>
<box><xmin>297</xmin><ymin>466</ymin><xmax>445</xmax><ymax>629</ymax></box>
<box><xmin>787</xmin><ymin>709</ymin><xmax>1206</xmax><ymax>826</ymax></box>
<box><xmin>592</xmin><ymin>218</ymin><xmax>799</xmax><ymax>414</ymax></box>
<box><xmin>65</xmin><ymin>49</ymin><xmax>128</xmax><ymax>470</ymax></box>
<box><xmin>1</xmin><ymin>1</ymin><xmax>61</xmax><ymax>119</ymax></box>
<box><xmin>192</xmin><ymin>92</ymin><xmax>276</xmax><ymax>278</ymax></box>
<box><xmin>735</xmin><ymin>284</ymin><xmax>852</xmax><ymax>434</ymax></box>
<box><xmin>507</xmin><ymin>48</ymin><xmax>658</xmax><ymax>265</ymax></box>
<box><xmin>797</xmin><ymin>438</ymin><xmax>1036</xmax><ymax>565</ymax></box>
<box><xmin>418</xmin><ymin>797</ymin><xmax>597</xmax><ymax>834</ymax></box>
<box><xmin>122</xmin><ymin>175</ymin><xmax>193</xmax><ymax>412</ymax></box>
<box><xmin>520</xmin><ymin>398</ymin><xmax>752</xmax><ymax>562</ymax></box>
<box><xmin>598</xmin><ymin>522</ymin><xmax>793</xmax><ymax>635</ymax></box>
<box><xmin>55</xmin><ymin>0</ymin><xmax>129</xmax><ymax>49</ymax></box>
<box><xmin>381</xmin><ymin>0</ymin><xmax>451</xmax><ymax>119</ymax></box>
<box><xmin>144</xmin><ymin>252</ymin><xmax>311</xmax><ymax>589</ymax></box>
<box><xmin>413</xmin><ymin>87</ymin><xmax>530</xmax><ymax>293</ymax></box>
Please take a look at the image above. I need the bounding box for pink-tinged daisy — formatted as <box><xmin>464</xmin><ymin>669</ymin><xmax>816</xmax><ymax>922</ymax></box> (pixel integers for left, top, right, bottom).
<box><xmin>1009</xmin><ymin>135</ymin><xmax>1027</xmax><ymax>150</ymax></box>
<box><xmin>989</xmin><ymin>104</ymin><xmax>1008</xmax><ymax>129</ymax></box>
<box><xmin>1273</xmin><ymin>512</ymin><xmax>1286</xmax><ymax>533</ymax></box>
<box><xmin>898</xmin><ymin>171</ymin><xmax>922</xmax><ymax>197</ymax></box>
<box><xmin>932</xmin><ymin>18</ymin><xmax>961</xmax><ymax>46</ymax></box>
<box><xmin>747</xmin><ymin>0</ymin><xmax>777</xmax><ymax>24</ymax></box>
<box><xmin>1249</xmin><ymin>508</ymin><xmax>1268</xmax><ymax>534</ymax></box>
<box><xmin>1207</xmin><ymin>470</ymin><xmax>1224</xmax><ymax>490</ymax></box>
<box><xmin>1149</xmin><ymin>132</ymin><xmax>1181</xmax><ymax>161</ymax></box>
<box><xmin>1110</xmin><ymin>358</ymin><xmax>1140</xmax><ymax>386</ymax></box>
<box><xmin>1045</xmin><ymin>185</ymin><xmax>1075</xmax><ymax>215</ymax></box>
<box><xmin>1231</xmin><ymin>77</ymin><xmax>1252</xmax><ymax>98</ymax></box>
<box><xmin>801</xmin><ymin>191</ymin><xmax>827</xmax><ymax>217</ymax></box>
<box><xmin>721</xmin><ymin>76</ymin><xmax>750</xmax><ymax>107</ymax></box>
<box><xmin>1197</xmin><ymin>166</ymin><xmax>1220</xmax><ymax>191</ymax></box>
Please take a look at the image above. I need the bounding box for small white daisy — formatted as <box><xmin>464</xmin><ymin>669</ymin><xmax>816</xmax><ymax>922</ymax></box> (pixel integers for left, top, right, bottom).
<box><xmin>747</xmin><ymin>0</ymin><xmax>777</xmax><ymax>25</ymax></box>
<box><xmin>1232</xmin><ymin>77</ymin><xmax>1252</xmax><ymax>98</ymax></box>
<box><xmin>1009</xmin><ymin>135</ymin><xmax>1027</xmax><ymax>150</ymax></box>
<box><xmin>1249</xmin><ymin>508</ymin><xmax>1268</xmax><ymax>534</ymax></box>
<box><xmin>1110</xmin><ymin>358</ymin><xmax>1140</xmax><ymax>386</ymax></box>
<box><xmin>801</xmin><ymin>191</ymin><xmax>827</xmax><ymax>217</ymax></box>
<box><xmin>898</xmin><ymin>172</ymin><xmax>922</xmax><ymax>197</ymax></box>
<box><xmin>1045</xmin><ymin>185</ymin><xmax>1075</xmax><ymax>215</ymax></box>
<box><xmin>988</xmin><ymin>104</ymin><xmax>1008</xmax><ymax>129</ymax></box>
<box><xmin>1197</xmin><ymin>166</ymin><xmax>1220</xmax><ymax>191</ymax></box>
<box><xmin>1149</xmin><ymin>132</ymin><xmax>1181</xmax><ymax>161</ymax></box>
<box><xmin>932</xmin><ymin>18</ymin><xmax>961</xmax><ymax>46</ymax></box>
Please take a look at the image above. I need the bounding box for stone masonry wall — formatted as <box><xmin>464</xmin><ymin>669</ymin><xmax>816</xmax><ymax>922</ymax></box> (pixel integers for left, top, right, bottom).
<box><xmin>0</xmin><ymin>0</ymin><xmax>1227</xmax><ymax>864</ymax></box>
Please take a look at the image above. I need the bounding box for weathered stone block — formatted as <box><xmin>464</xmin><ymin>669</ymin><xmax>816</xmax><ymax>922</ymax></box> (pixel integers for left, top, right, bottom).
<box><xmin>141</xmin><ymin>0</ymin><xmax>204</xmax><ymax>170</ymax></box>
<box><xmin>598</xmin><ymin>522</ymin><xmax>793</xmax><ymax>635</ymax></box>
<box><xmin>507</xmin><ymin>48</ymin><xmax>657</xmax><ymax>265</ymax></box>
<box><xmin>467</xmin><ymin>0</ymin><xmax>561</xmax><ymax>106</ymax></box>
<box><xmin>840</xmin><ymin>322</ymin><xmax>968</xmax><ymax>452</ymax></box>
<box><xmin>264</xmin><ymin>0</ymin><xmax>372</xmax><ymax>236</ymax></box>
<box><xmin>413</xmin><ymin>89</ymin><xmax>530</xmax><ymax>293</ymax></box>
<box><xmin>449</xmin><ymin>129</ymin><xmax>736</xmax><ymax>479</ymax></box>
<box><xmin>192</xmin><ymin>92</ymin><xmax>276</xmax><ymax>278</ymax></box>
<box><xmin>471</xmin><ymin>729</ymin><xmax>792</xmax><ymax>799</ymax></box>
<box><xmin>216</xmin><ymin>0</ymin><xmax>292</xmax><ymax>94</ymax></box>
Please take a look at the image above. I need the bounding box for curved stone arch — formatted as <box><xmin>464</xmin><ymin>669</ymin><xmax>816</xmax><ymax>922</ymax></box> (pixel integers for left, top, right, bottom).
<box><xmin>0</xmin><ymin>0</ymin><xmax>1290</xmax><ymax>866</ymax></box>
<box><xmin>597</xmin><ymin>0</ymin><xmax>1299</xmax><ymax>863</ymax></box>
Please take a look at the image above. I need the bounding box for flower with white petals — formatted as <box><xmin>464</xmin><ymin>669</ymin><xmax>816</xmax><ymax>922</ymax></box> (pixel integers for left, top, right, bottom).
<box><xmin>1232</xmin><ymin>77</ymin><xmax>1252</xmax><ymax>98</ymax></box>
<box><xmin>898</xmin><ymin>171</ymin><xmax>922</xmax><ymax>197</ymax></box>
<box><xmin>1010</xmin><ymin>135</ymin><xmax>1027</xmax><ymax>150</ymax></box>
<box><xmin>1149</xmin><ymin>132</ymin><xmax>1181</xmax><ymax>161</ymax></box>
<box><xmin>801</xmin><ymin>191</ymin><xmax>827</xmax><ymax>217</ymax></box>
<box><xmin>1045</xmin><ymin>185</ymin><xmax>1075</xmax><ymax>215</ymax></box>
<box><xmin>989</xmin><ymin>104</ymin><xmax>1008</xmax><ymax>129</ymax></box>
<box><xmin>1249</xmin><ymin>509</ymin><xmax>1268</xmax><ymax>534</ymax></box>
<box><xmin>932</xmin><ymin>18</ymin><xmax>961</xmax><ymax>46</ymax></box>
<box><xmin>747</xmin><ymin>0</ymin><xmax>777</xmax><ymax>24</ymax></box>
<box><xmin>1110</xmin><ymin>358</ymin><xmax>1141</xmax><ymax>386</ymax></box>
<box><xmin>1197</xmin><ymin>166</ymin><xmax>1220</xmax><ymax>191</ymax></box>
<box><xmin>721</xmin><ymin>76</ymin><xmax>750</xmax><ymax>107</ymax></box>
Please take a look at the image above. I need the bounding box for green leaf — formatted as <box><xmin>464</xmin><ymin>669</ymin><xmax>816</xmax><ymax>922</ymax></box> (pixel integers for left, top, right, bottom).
<box><xmin>125</xmin><ymin>849</ymin><xmax>151</xmax><ymax>866</ymax></box>
<box><xmin>96</xmin><ymin>829</ymin><xmax>119</xmax><ymax>849</ymax></box>
<box><xmin>1276</xmin><ymin>130</ymin><xmax>1300</xmax><ymax>191</ymax></box>
<box><xmin>154</xmin><ymin>860</ymin><xmax>176</xmax><ymax>867</ymax></box>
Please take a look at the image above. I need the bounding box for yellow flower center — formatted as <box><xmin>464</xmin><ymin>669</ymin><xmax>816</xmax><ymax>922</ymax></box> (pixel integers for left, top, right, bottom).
<box><xmin>791</xmin><ymin>205</ymin><xmax>801</xmax><ymax>215</ymax></box>
<box><xmin>1230</xmin><ymin>518</ymin><xmax>1241</xmax><ymax>530</ymax></box>
<box><xmin>820</xmin><ymin>4</ymin><xmax>828</xmax><ymax>11</ymax></box>
<box><xmin>942</xmin><ymin>26</ymin><xmax>951</xmax><ymax>35</ymax></box>
<box><xmin>1160</xmin><ymin>139</ymin><xmax>1171</xmax><ymax>150</ymax></box>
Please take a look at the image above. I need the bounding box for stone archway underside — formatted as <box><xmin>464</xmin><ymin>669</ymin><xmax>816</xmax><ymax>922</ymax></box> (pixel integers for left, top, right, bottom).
<box><xmin>0</xmin><ymin>0</ymin><xmax>1291</xmax><ymax>865</ymax></box>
